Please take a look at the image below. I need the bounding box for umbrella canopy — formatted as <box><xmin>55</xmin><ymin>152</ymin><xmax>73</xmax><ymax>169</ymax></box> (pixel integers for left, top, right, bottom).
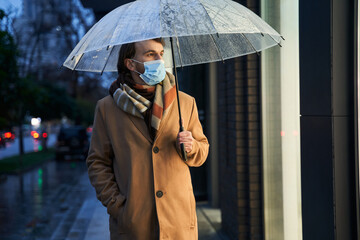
<box><xmin>63</xmin><ymin>0</ymin><xmax>282</xmax><ymax>72</ymax></box>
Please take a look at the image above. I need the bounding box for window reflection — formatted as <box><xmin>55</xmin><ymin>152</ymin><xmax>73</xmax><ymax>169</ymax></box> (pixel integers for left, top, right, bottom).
<box><xmin>261</xmin><ymin>0</ymin><xmax>302</xmax><ymax>239</ymax></box>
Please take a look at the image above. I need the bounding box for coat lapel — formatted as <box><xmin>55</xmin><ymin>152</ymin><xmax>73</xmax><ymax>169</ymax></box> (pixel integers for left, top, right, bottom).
<box><xmin>125</xmin><ymin>99</ymin><xmax>176</xmax><ymax>145</ymax></box>
<box><xmin>126</xmin><ymin>114</ymin><xmax>153</xmax><ymax>144</ymax></box>
<box><xmin>154</xmin><ymin>101</ymin><xmax>177</xmax><ymax>142</ymax></box>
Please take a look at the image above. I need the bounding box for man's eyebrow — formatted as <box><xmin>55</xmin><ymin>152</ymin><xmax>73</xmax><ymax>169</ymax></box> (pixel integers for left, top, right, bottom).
<box><xmin>143</xmin><ymin>49</ymin><xmax>164</xmax><ymax>54</ymax></box>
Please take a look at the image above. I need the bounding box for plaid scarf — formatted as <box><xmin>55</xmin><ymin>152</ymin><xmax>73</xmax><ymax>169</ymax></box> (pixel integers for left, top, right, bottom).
<box><xmin>112</xmin><ymin>72</ymin><xmax>176</xmax><ymax>131</ymax></box>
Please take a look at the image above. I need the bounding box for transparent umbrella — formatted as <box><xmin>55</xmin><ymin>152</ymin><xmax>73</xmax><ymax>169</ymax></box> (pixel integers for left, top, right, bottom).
<box><xmin>63</xmin><ymin>0</ymin><xmax>283</xmax><ymax>160</ymax></box>
<box><xmin>63</xmin><ymin>0</ymin><xmax>283</xmax><ymax>72</ymax></box>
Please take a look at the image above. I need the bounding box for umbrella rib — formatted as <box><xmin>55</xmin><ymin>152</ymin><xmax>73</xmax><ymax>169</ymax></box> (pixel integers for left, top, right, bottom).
<box><xmin>159</xmin><ymin>0</ymin><xmax>162</xmax><ymax>39</ymax></box>
<box><xmin>223</xmin><ymin>0</ymin><xmax>265</xmax><ymax>34</ymax></box>
<box><xmin>202</xmin><ymin>2</ymin><xmax>251</xmax><ymax>27</ymax></box>
<box><xmin>267</xmin><ymin>33</ymin><xmax>283</xmax><ymax>47</ymax></box>
<box><xmin>226</xmin><ymin>0</ymin><xmax>284</xmax><ymax>42</ymax></box>
<box><xmin>100</xmin><ymin>45</ymin><xmax>115</xmax><ymax>75</ymax></box>
<box><xmin>175</xmin><ymin>0</ymin><xmax>191</xmax><ymax>34</ymax></box>
<box><xmin>173</xmin><ymin>0</ymin><xmax>185</xmax><ymax>67</ymax></box>
<box><xmin>109</xmin><ymin>1</ymin><xmax>136</xmax><ymax>46</ymax></box>
<box><xmin>67</xmin><ymin>17</ymin><xmax>100</xmax><ymax>63</ymax></box>
<box><xmin>175</xmin><ymin>35</ymin><xmax>183</xmax><ymax>67</ymax></box>
<box><xmin>210</xmin><ymin>34</ymin><xmax>224</xmax><ymax>63</ymax></box>
<box><xmin>197</xmin><ymin>0</ymin><xmax>224</xmax><ymax>61</ymax></box>
<box><xmin>207</xmin><ymin>0</ymin><xmax>281</xmax><ymax>40</ymax></box>
<box><xmin>73</xmin><ymin>53</ymin><xmax>84</xmax><ymax>70</ymax></box>
<box><xmin>197</xmin><ymin>0</ymin><xmax>220</xmax><ymax>34</ymax></box>
<box><xmin>241</xmin><ymin>33</ymin><xmax>260</xmax><ymax>56</ymax></box>
<box><xmin>171</xmin><ymin>24</ymin><xmax>184</xmax><ymax>68</ymax></box>
<box><xmin>226</xmin><ymin>0</ymin><xmax>285</xmax><ymax>44</ymax></box>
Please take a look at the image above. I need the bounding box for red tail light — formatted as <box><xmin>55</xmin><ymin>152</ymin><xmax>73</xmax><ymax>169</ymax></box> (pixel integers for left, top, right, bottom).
<box><xmin>42</xmin><ymin>133</ymin><xmax>48</xmax><ymax>138</ymax></box>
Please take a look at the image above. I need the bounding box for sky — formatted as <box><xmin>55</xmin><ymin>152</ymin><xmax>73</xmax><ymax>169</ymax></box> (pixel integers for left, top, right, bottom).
<box><xmin>0</xmin><ymin>0</ymin><xmax>22</xmax><ymax>14</ymax></box>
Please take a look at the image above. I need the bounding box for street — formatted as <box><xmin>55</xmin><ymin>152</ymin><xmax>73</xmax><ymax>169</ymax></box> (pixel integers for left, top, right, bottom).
<box><xmin>0</xmin><ymin>134</ymin><xmax>57</xmax><ymax>160</ymax></box>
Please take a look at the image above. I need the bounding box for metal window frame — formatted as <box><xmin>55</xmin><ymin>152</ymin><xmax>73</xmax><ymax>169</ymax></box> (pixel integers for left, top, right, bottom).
<box><xmin>355</xmin><ymin>0</ymin><xmax>360</xmax><ymax>238</ymax></box>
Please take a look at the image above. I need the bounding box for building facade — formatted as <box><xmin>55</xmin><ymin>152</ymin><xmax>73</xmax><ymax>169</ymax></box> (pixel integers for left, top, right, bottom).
<box><xmin>299</xmin><ymin>0</ymin><xmax>358</xmax><ymax>239</ymax></box>
<box><xmin>81</xmin><ymin>0</ymin><xmax>360</xmax><ymax>239</ymax></box>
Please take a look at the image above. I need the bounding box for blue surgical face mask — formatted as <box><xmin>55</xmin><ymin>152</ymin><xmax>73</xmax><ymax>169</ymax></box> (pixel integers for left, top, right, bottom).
<box><xmin>131</xmin><ymin>59</ymin><xmax>166</xmax><ymax>85</ymax></box>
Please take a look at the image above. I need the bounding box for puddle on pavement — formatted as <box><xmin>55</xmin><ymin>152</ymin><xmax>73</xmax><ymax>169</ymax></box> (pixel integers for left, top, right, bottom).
<box><xmin>0</xmin><ymin>160</ymin><xmax>87</xmax><ymax>239</ymax></box>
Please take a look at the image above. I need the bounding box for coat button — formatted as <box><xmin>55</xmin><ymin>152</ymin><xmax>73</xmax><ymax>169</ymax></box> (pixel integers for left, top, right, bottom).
<box><xmin>156</xmin><ymin>190</ymin><xmax>163</xmax><ymax>198</ymax></box>
<box><xmin>153</xmin><ymin>146</ymin><xmax>159</xmax><ymax>153</ymax></box>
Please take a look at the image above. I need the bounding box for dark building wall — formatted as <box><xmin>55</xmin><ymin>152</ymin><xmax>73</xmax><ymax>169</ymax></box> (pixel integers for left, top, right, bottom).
<box><xmin>217</xmin><ymin>1</ymin><xmax>264</xmax><ymax>239</ymax></box>
<box><xmin>300</xmin><ymin>0</ymin><xmax>357</xmax><ymax>239</ymax></box>
<box><xmin>218</xmin><ymin>50</ymin><xmax>263</xmax><ymax>240</ymax></box>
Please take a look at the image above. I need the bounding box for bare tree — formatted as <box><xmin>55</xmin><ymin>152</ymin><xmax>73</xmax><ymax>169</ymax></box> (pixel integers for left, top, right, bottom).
<box><xmin>12</xmin><ymin>0</ymin><xmax>96</xmax><ymax>98</ymax></box>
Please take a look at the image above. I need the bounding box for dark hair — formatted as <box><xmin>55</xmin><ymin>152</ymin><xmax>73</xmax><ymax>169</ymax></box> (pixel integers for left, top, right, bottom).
<box><xmin>117</xmin><ymin>38</ymin><xmax>165</xmax><ymax>74</ymax></box>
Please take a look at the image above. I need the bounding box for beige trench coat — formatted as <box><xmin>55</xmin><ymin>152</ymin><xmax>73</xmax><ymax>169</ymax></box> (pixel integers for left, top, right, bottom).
<box><xmin>86</xmin><ymin>91</ymin><xmax>209</xmax><ymax>240</ymax></box>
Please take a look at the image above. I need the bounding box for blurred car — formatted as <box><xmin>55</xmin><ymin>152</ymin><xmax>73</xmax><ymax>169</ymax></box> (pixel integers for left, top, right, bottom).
<box><xmin>0</xmin><ymin>135</ymin><xmax>6</xmax><ymax>148</ymax></box>
<box><xmin>31</xmin><ymin>130</ymin><xmax>48</xmax><ymax>141</ymax></box>
<box><xmin>55</xmin><ymin>126</ymin><xmax>89</xmax><ymax>160</ymax></box>
<box><xmin>3</xmin><ymin>131</ymin><xmax>15</xmax><ymax>142</ymax></box>
<box><xmin>31</xmin><ymin>130</ymin><xmax>40</xmax><ymax>140</ymax></box>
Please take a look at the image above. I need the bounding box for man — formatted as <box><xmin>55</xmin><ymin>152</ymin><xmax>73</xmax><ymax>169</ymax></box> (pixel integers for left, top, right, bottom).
<box><xmin>86</xmin><ymin>38</ymin><xmax>209</xmax><ymax>240</ymax></box>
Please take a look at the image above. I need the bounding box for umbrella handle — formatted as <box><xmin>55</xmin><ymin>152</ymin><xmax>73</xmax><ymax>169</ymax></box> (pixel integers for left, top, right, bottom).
<box><xmin>179</xmin><ymin>126</ymin><xmax>188</xmax><ymax>162</ymax></box>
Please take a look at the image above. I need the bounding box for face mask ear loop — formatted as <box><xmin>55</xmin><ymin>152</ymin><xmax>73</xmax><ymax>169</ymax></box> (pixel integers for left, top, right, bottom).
<box><xmin>133</xmin><ymin>70</ymin><xmax>142</xmax><ymax>75</ymax></box>
<box><xmin>130</xmin><ymin>59</ymin><xmax>143</xmax><ymax>64</ymax></box>
<box><xmin>130</xmin><ymin>59</ymin><xmax>143</xmax><ymax>75</ymax></box>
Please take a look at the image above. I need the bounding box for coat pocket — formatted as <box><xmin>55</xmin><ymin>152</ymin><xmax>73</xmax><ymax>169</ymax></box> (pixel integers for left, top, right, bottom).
<box><xmin>108</xmin><ymin>196</ymin><xmax>127</xmax><ymax>233</ymax></box>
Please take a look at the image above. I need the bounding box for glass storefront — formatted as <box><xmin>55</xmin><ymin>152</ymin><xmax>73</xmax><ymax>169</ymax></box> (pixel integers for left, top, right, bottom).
<box><xmin>261</xmin><ymin>1</ymin><xmax>302</xmax><ymax>239</ymax></box>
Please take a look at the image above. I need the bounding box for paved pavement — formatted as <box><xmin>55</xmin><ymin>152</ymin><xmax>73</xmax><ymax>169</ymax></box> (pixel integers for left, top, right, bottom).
<box><xmin>0</xmin><ymin>161</ymin><xmax>91</xmax><ymax>240</ymax></box>
<box><xmin>64</xmin><ymin>197</ymin><xmax>227</xmax><ymax>240</ymax></box>
<box><xmin>0</xmin><ymin>159</ymin><xmax>228</xmax><ymax>240</ymax></box>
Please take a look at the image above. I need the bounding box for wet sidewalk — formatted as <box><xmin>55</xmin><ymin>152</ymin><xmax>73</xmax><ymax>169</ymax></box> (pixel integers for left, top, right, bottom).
<box><xmin>64</xmin><ymin>173</ymin><xmax>228</xmax><ymax>240</ymax></box>
<box><xmin>0</xmin><ymin>160</ymin><xmax>228</xmax><ymax>240</ymax></box>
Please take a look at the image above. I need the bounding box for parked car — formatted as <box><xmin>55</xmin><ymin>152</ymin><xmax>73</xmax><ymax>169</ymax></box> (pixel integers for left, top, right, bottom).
<box><xmin>31</xmin><ymin>129</ymin><xmax>48</xmax><ymax>141</ymax></box>
<box><xmin>55</xmin><ymin>126</ymin><xmax>89</xmax><ymax>160</ymax></box>
<box><xmin>3</xmin><ymin>131</ymin><xmax>15</xmax><ymax>142</ymax></box>
<box><xmin>0</xmin><ymin>135</ymin><xmax>6</xmax><ymax>148</ymax></box>
<box><xmin>31</xmin><ymin>130</ymin><xmax>40</xmax><ymax>140</ymax></box>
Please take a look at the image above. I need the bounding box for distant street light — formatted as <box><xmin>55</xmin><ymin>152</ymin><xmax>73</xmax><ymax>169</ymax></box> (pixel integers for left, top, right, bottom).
<box><xmin>31</xmin><ymin>117</ymin><xmax>41</xmax><ymax>127</ymax></box>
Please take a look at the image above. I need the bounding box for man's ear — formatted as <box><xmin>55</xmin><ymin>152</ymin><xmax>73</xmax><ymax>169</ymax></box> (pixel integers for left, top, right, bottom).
<box><xmin>124</xmin><ymin>58</ymin><xmax>135</xmax><ymax>71</ymax></box>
